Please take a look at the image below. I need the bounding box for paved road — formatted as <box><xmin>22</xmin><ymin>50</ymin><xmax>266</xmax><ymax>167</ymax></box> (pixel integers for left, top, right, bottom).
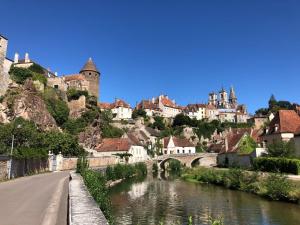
<box><xmin>0</xmin><ymin>171</ymin><xmax>69</xmax><ymax>225</ymax></box>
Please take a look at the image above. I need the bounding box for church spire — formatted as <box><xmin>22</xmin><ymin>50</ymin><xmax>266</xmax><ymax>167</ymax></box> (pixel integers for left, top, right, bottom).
<box><xmin>229</xmin><ymin>85</ymin><xmax>237</xmax><ymax>106</ymax></box>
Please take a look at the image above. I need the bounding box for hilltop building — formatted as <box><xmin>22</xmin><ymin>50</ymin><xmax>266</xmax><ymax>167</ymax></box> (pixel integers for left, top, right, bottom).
<box><xmin>136</xmin><ymin>95</ymin><xmax>182</xmax><ymax>118</ymax></box>
<box><xmin>98</xmin><ymin>98</ymin><xmax>132</xmax><ymax>120</ymax></box>
<box><xmin>48</xmin><ymin>58</ymin><xmax>100</xmax><ymax>99</ymax></box>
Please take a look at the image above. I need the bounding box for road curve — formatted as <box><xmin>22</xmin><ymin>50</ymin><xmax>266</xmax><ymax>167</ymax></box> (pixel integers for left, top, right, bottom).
<box><xmin>0</xmin><ymin>171</ymin><xmax>69</xmax><ymax>225</ymax></box>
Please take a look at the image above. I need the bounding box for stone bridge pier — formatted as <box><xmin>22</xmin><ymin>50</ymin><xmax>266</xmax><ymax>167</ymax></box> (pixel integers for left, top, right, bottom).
<box><xmin>156</xmin><ymin>153</ymin><xmax>217</xmax><ymax>170</ymax></box>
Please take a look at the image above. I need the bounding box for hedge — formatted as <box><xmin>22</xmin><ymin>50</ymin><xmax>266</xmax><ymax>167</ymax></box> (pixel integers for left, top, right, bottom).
<box><xmin>252</xmin><ymin>157</ymin><xmax>300</xmax><ymax>175</ymax></box>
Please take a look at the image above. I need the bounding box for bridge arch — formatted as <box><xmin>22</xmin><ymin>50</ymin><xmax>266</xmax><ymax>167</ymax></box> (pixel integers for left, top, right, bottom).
<box><xmin>158</xmin><ymin>157</ymin><xmax>184</xmax><ymax>170</ymax></box>
<box><xmin>190</xmin><ymin>157</ymin><xmax>204</xmax><ymax>167</ymax></box>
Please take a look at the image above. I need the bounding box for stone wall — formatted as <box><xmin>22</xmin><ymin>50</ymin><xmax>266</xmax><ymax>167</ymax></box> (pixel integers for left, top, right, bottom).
<box><xmin>67</xmin><ymin>95</ymin><xmax>86</xmax><ymax>118</ymax></box>
<box><xmin>61</xmin><ymin>156</ymin><xmax>117</xmax><ymax>171</ymax></box>
<box><xmin>0</xmin><ymin>156</ymin><xmax>8</xmax><ymax>180</ymax></box>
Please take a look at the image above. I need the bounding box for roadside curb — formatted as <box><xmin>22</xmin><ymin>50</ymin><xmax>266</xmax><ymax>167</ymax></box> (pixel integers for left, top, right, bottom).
<box><xmin>68</xmin><ymin>171</ymin><xmax>108</xmax><ymax>225</ymax></box>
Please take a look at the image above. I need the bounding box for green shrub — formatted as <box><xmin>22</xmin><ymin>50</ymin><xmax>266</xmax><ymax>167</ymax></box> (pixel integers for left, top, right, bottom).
<box><xmin>67</xmin><ymin>88</ymin><xmax>88</xmax><ymax>101</ymax></box>
<box><xmin>32</xmin><ymin>72</ymin><xmax>47</xmax><ymax>85</ymax></box>
<box><xmin>223</xmin><ymin>168</ymin><xmax>243</xmax><ymax>189</ymax></box>
<box><xmin>262</xmin><ymin>173</ymin><xmax>294</xmax><ymax>201</ymax></box>
<box><xmin>28</xmin><ymin>63</ymin><xmax>44</xmax><ymax>74</ymax></box>
<box><xmin>168</xmin><ymin>159</ymin><xmax>182</xmax><ymax>172</ymax></box>
<box><xmin>9</xmin><ymin>67</ymin><xmax>33</xmax><ymax>84</ymax></box>
<box><xmin>76</xmin><ymin>153</ymin><xmax>89</xmax><ymax>174</ymax></box>
<box><xmin>253</xmin><ymin>157</ymin><xmax>300</xmax><ymax>175</ymax></box>
<box><xmin>44</xmin><ymin>94</ymin><xmax>69</xmax><ymax>126</ymax></box>
<box><xmin>105</xmin><ymin>163</ymin><xmax>147</xmax><ymax>181</ymax></box>
<box><xmin>81</xmin><ymin>169</ymin><xmax>113</xmax><ymax>224</ymax></box>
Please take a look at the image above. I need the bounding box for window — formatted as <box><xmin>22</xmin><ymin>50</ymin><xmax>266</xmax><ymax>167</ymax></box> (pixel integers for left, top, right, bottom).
<box><xmin>54</xmin><ymin>85</ymin><xmax>59</xmax><ymax>89</ymax></box>
<box><xmin>182</xmin><ymin>150</ymin><xmax>185</xmax><ymax>154</ymax></box>
<box><xmin>189</xmin><ymin>150</ymin><xmax>191</xmax><ymax>153</ymax></box>
<box><xmin>89</xmin><ymin>72</ymin><xmax>91</xmax><ymax>75</ymax></box>
<box><xmin>177</xmin><ymin>149</ymin><xmax>179</xmax><ymax>154</ymax></box>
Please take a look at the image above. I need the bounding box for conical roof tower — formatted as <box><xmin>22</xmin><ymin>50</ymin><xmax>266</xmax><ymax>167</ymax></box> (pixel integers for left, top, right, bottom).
<box><xmin>80</xmin><ymin>57</ymin><xmax>100</xmax><ymax>74</ymax></box>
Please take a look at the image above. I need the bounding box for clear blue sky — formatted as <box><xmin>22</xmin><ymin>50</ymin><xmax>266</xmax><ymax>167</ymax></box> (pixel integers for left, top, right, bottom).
<box><xmin>1</xmin><ymin>0</ymin><xmax>300</xmax><ymax>113</ymax></box>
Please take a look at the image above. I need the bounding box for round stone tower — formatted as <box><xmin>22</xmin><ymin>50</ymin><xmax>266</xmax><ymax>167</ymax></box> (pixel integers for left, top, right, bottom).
<box><xmin>80</xmin><ymin>57</ymin><xmax>100</xmax><ymax>100</ymax></box>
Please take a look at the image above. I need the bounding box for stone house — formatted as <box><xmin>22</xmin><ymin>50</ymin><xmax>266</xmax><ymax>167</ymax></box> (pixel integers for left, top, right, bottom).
<box><xmin>262</xmin><ymin>110</ymin><xmax>300</xmax><ymax>156</ymax></box>
<box><xmin>184</xmin><ymin>104</ymin><xmax>206</xmax><ymax>120</ymax></box>
<box><xmin>248</xmin><ymin>115</ymin><xmax>269</xmax><ymax>130</ymax></box>
<box><xmin>162</xmin><ymin>136</ymin><xmax>195</xmax><ymax>155</ymax></box>
<box><xmin>99</xmin><ymin>99</ymin><xmax>132</xmax><ymax>120</ymax></box>
<box><xmin>94</xmin><ymin>136</ymin><xmax>149</xmax><ymax>163</ymax></box>
<box><xmin>136</xmin><ymin>99</ymin><xmax>162</xmax><ymax>117</ymax></box>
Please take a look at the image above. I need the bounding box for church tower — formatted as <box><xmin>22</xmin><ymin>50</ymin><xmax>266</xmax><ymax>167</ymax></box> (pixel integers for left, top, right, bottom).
<box><xmin>229</xmin><ymin>86</ymin><xmax>237</xmax><ymax>108</ymax></box>
<box><xmin>80</xmin><ymin>58</ymin><xmax>100</xmax><ymax>100</ymax></box>
<box><xmin>218</xmin><ymin>87</ymin><xmax>228</xmax><ymax>108</ymax></box>
<box><xmin>208</xmin><ymin>92</ymin><xmax>218</xmax><ymax>106</ymax></box>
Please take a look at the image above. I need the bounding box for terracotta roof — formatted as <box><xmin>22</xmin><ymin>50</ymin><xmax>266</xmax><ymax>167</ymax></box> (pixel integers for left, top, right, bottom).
<box><xmin>163</xmin><ymin>136</ymin><xmax>195</xmax><ymax>148</ymax></box>
<box><xmin>63</xmin><ymin>74</ymin><xmax>86</xmax><ymax>81</ymax></box>
<box><xmin>95</xmin><ymin>138</ymin><xmax>131</xmax><ymax>152</ymax></box>
<box><xmin>136</xmin><ymin>100</ymin><xmax>160</xmax><ymax>111</ymax></box>
<box><xmin>185</xmin><ymin>104</ymin><xmax>207</xmax><ymax>112</ymax></box>
<box><xmin>267</xmin><ymin>110</ymin><xmax>300</xmax><ymax>134</ymax></box>
<box><xmin>112</xmin><ymin>99</ymin><xmax>130</xmax><ymax>108</ymax></box>
<box><xmin>80</xmin><ymin>58</ymin><xmax>99</xmax><ymax>73</ymax></box>
<box><xmin>98</xmin><ymin>102</ymin><xmax>112</xmax><ymax>109</ymax></box>
<box><xmin>161</xmin><ymin>96</ymin><xmax>177</xmax><ymax>108</ymax></box>
<box><xmin>127</xmin><ymin>133</ymin><xmax>142</xmax><ymax>146</ymax></box>
<box><xmin>206</xmin><ymin>104</ymin><xmax>217</xmax><ymax>110</ymax></box>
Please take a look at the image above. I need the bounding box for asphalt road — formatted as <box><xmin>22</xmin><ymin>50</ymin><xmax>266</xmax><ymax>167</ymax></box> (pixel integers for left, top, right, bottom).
<box><xmin>0</xmin><ymin>171</ymin><xmax>69</xmax><ymax>225</ymax></box>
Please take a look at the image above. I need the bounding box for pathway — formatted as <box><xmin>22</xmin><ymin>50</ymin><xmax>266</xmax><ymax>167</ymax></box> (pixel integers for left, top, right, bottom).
<box><xmin>0</xmin><ymin>171</ymin><xmax>69</xmax><ymax>225</ymax></box>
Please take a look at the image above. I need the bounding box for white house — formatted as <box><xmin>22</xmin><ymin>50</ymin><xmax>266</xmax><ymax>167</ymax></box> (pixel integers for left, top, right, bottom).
<box><xmin>205</xmin><ymin>105</ymin><xmax>219</xmax><ymax>121</ymax></box>
<box><xmin>94</xmin><ymin>136</ymin><xmax>149</xmax><ymax>163</ymax></box>
<box><xmin>98</xmin><ymin>99</ymin><xmax>132</xmax><ymax>120</ymax></box>
<box><xmin>136</xmin><ymin>99</ymin><xmax>162</xmax><ymax>117</ymax></box>
<box><xmin>184</xmin><ymin>104</ymin><xmax>206</xmax><ymax>120</ymax></box>
<box><xmin>157</xmin><ymin>95</ymin><xmax>182</xmax><ymax>118</ymax></box>
<box><xmin>162</xmin><ymin>136</ymin><xmax>195</xmax><ymax>155</ymax></box>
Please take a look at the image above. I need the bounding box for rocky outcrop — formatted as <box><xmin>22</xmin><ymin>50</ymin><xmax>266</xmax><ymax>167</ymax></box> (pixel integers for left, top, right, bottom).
<box><xmin>78</xmin><ymin>119</ymin><xmax>102</xmax><ymax>149</ymax></box>
<box><xmin>0</xmin><ymin>80</ymin><xmax>58</xmax><ymax>130</ymax></box>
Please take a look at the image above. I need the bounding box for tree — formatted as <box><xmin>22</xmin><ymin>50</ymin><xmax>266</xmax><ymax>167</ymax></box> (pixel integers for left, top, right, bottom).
<box><xmin>267</xmin><ymin>140</ymin><xmax>296</xmax><ymax>158</ymax></box>
<box><xmin>9</xmin><ymin>67</ymin><xmax>33</xmax><ymax>84</ymax></box>
<box><xmin>132</xmin><ymin>109</ymin><xmax>147</xmax><ymax>119</ymax></box>
<box><xmin>28</xmin><ymin>63</ymin><xmax>44</xmax><ymax>74</ymax></box>
<box><xmin>173</xmin><ymin>113</ymin><xmax>191</xmax><ymax>127</ymax></box>
<box><xmin>44</xmin><ymin>88</ymin><xmax>69</xmax><ymax>126</ymax></box>
<box><xmin>238</xmin><ymin>135</ymin><xmax>257</xmax><ymax>154</ymax></box>
<box><xmin>255</xmin><ymin>108</ymin><xmax>269</xmax><ymax>116</ymax></box>
<box><xmin>43</xmin><ymin>131</ymin><xmax>84</xmax><ymax>156</ymax></box>
<box><xmin>268</xmin><ymin>94</ymin><xmax>277</xmax><ymax>109</ymax></box>
<box><xmin>67</xmin><ymin>88</ymin><xmax>89</xmax><ymax>101</ymax></box>
<box><xmin>151</xmin><ymin>116</ymin><xmax>166</xmax><ymax>130</ymax></box>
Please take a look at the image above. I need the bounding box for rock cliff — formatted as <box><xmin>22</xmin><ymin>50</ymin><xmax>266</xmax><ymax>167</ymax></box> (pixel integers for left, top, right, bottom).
<box><xmin>0</xmin><ymin>80</ymin><xmax>58</xmax><ymax>130</ymax></box>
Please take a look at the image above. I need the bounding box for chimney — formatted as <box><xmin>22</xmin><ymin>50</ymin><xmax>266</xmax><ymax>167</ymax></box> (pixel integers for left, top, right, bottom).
<box><xmin>54</xmin><ymin>72</ymin><xmax>58</xmax><ymax>76</ymax></box>
<box><xmin>265</xmin><ymin>128</ymin><xmax>269</xmax><ymax>134</ymax></box>
<box><xmin>275</xmin><ymin>124</ymin><xmax>279</xmax><ymax>132</ymax></box>
<box><xmin>14</xmin><ymin>53</ymin><xmax>19</xmax><ymax>63</ymax></box>
<box><xmin>152</xmin><ymin>97</ymin><xmax>155</xmax><ymax>103</ymax></box>
<box><xmin>25</xmin><ymin>53</ymin><xmax>30</xmax><ymax>63</ymax></box>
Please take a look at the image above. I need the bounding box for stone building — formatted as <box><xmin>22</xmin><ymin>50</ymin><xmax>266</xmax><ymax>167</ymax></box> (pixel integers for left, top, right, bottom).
<box><xmin>48</xmin><ymin>58</ymin><xmax>100</xmax><ymax>99</ymax></box>
<box><xmin>0</xmin><ymin>34</ymin><xmax>13</xmax><ymax>96</ymax></box>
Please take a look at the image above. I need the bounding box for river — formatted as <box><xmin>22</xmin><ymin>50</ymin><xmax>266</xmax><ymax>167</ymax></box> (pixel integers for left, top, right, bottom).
<box><xmin>109</xmin><ymin>172</ymin><xmax>300</xmax><ymax>225</ymax></box>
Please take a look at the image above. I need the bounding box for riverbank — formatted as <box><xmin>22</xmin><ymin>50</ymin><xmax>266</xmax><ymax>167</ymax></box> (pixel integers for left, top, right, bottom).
<box><xmin>77</xmin><ymin>161</ymin><xmax>148</xmax><ymax>225</ymax></box>
<box><xmin>182</xmin><ymin>167</ymin><xmax>300</xmax><ymax>203</ymax></box>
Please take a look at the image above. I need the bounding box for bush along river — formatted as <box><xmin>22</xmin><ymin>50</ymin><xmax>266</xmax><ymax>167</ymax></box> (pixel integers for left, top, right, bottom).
<box><xmin>109</xmin><ymin>170</ymin><xmax>300</xmax><ymax>225</ymax></box>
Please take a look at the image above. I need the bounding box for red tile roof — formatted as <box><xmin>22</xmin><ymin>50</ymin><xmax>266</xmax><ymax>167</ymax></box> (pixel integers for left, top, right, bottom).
<box><xmin>267</xmin><ymin>110</ymin><xmax>300</xmax><ymax>134</ymax></box>
<box><xmin>63</xmin><ymin>74</ymin><xmax>86</xmax><ymax>81</ymax></box>
<box><xmin>95</xmin><ymin>138</ymin><xmax>130</xmax><ymax>152</ymax></box>
<box><xmin>163</xmin><ymin>136</ymin><xmax>195</xmax><ymax>148</ymax></box>
<box><xmin>112</xmin><ymin>99</ymin><xmax>130</xmax><ymax>108</ymax></box>
<box><xmin>98</xmin><ymin>102</ymin><xmax>112</xmax><ymax>109</ymax></box>
<box><xmin>161</xmin><ymin>97</ymin><xmax>177</xmax><ymax>108</ymax></box>
<box><xmin>136</xmin><ymin>100</ymin><xmax>160</xmax><ymax>111</ymax></box>
<box><xmin>185</xmin><ymin>104</ymin><xmax>207</xmax><ymax>112</ymax></box>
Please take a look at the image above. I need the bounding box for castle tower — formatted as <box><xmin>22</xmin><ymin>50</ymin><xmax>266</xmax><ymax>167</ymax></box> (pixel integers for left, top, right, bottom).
<box><xmin>229</xmin><ymin>86</ymin><xmax>237</xmax><ymax>108</ymax></box>
<box><xmin>208</xmin><ymin>92</ymin><xmax>218</xmax><ymax>106</ymax></box>
<box><xmin>218</xmin><ymin>87</ymin><xmax>228</xmax><ymax>108</ymax></box>
<box><xmin>80</xmin><ymin>57</ymin><xmax>100</xmax><ymax>100</ymax></box>
<box><xmin>0</xmin><ymin>35</ymin><xmax>10</xmax><ymax>96</ymax></box>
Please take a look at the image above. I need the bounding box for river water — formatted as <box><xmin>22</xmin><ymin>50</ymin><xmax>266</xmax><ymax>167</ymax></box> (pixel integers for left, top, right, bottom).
<box><xmin>109</xmin><ymin>173</ymin><xmax>300</xmax><ymax>225</ymax></box>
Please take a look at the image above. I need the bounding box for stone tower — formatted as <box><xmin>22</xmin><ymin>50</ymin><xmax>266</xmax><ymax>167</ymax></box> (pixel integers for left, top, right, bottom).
<box><xmin>218</xmin><ymin>87</ymin><xmax>228</xmax><ymax>108</ymax></box>
<box><xmin>229</xmin><ymin>86</ymin><xmax>237</xmax><ymax>108</ymax></box>
<box><xmin>0</xmin><ymin>35</ymin><xmax>9</xmax><ymax>96</ymax></box>
<box><xmin>208</xmin><ymin>92</ymin><xmax>218</xmax><ymax>106</ymax></box>
<box><xmin>79</xmin><ymin>58</ymin><xmax>100</xmax><ymax>100</ymax></box>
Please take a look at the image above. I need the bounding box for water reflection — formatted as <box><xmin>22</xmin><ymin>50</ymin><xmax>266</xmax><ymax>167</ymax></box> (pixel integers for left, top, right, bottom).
<box><xmin>109</xmin><ymin>172</ymin><xmax>300</xmax><ymax>225</ymax></box>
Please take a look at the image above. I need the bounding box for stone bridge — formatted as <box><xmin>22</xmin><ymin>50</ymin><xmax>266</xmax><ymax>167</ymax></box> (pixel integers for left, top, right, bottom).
<box><xmin>156</xmin><ymin>153</ymin><xmax>218</xmax><ymax>169</ymax></box>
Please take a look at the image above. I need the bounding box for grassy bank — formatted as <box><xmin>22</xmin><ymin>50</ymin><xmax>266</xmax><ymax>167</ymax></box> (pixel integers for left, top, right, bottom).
<box><xmin>77</xmin><ymin>157</ymin><xmax>147</xmax><ymax>225</ymax></box>
<box><xmin>182</xmin><ymin>167</ymin><xmax>300</xmax><ymax>203</ymax></box>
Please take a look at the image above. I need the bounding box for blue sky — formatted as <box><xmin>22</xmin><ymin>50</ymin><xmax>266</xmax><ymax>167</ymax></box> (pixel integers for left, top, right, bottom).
<box><xmin>1</xmin><ymin>0</ymin><xmax>300</xmax><ymax>113</ymax></box>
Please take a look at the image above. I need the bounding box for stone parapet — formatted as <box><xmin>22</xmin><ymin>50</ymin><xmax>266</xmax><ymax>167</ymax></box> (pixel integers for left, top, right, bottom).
<box><xmin>69</xmin><ymin>171</ymin><xmax>108</xmax><ymax>225</ymax></box>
